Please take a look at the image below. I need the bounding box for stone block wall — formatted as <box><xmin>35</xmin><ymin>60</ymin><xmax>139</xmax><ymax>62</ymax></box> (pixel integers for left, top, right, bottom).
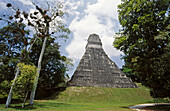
<box><xmin>68</xmin><ymin>34</ymin><xmax>137</xmax><ymax>88</ymax></box>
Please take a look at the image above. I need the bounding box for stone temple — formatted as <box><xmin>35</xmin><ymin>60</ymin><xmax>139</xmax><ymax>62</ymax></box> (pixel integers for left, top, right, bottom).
<box><xmin>68</xmin><ymin>34</ymin><xmax>137</xmax><ymax>88</ymax></box>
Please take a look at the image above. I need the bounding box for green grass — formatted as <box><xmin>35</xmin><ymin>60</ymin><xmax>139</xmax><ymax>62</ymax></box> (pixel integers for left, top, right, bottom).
<box><xmin>0</xmin><ymin>84</ymin><xmax>157</xmax><ymax>111</ymax></box>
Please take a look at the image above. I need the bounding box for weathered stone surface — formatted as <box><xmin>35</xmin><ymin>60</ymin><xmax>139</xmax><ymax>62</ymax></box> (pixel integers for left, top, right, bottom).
<box><xmin>68</xmin><ymin>34</ymin><xmax>137</xmax><ymax>88</ymax></box>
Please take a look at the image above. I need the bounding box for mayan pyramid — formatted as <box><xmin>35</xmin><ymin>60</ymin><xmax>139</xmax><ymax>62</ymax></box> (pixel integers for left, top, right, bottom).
<box><xmin>69</xmin><ymin>34</ymin><xmax>137</xmax><ymax>88</ymax></box>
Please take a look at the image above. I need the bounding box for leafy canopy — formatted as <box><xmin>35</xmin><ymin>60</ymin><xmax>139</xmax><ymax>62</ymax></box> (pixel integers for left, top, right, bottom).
<box><xmin>114</xmin><ymin>0</ymin><xmax>170</xmax><ymax>98</ymax></box>
<box><xmin>13</xmin><ymin>63</ymin><xmax>37</xmax><ymax>97</ymax></box>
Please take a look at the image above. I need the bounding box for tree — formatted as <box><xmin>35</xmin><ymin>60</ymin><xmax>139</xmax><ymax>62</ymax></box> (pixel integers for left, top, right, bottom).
<box><xmin>27</xmin><ymin>1</ymin><xmax>70</xmax><ymax>105</ymax></box>
<box><xmin>113</xmin><ymin>0</ymin><xmax>170</xmax><ymax>98</ymax></box>
<box><xmin>14</xmin><ymin>63</ymin><xmax>37</xmax><ymax>107</ymax></box>
<box><xmin>0</xmin><ymin>22</ymin><xmax>30</xmax><ymax>99</ymax></box>
<box><xmin>0</xmin><ymin>22</ymin><xmax>34</xmax><ymax>108</ymax></box>
<box><xmin>30</xmin><ymin>40</ymin><xmax>71</xmax><ymax>98</ymax></box>
<box><xmin>1</xmin><ymin>1</ymin><xmax>70</xmax><ymax>107</ymax></box>
<box><xmin>0</xmin><ymin>3</ymin><xmax>35</xmax><ymax>108</ymax></box>
<box><xmin>121</xmin><ymin>66</ymin><xmax>140</xmax><ymax>82</ymax></box>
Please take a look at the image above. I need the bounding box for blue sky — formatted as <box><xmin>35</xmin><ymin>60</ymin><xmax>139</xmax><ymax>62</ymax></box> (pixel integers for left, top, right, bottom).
<box><xmin>0</xmin><ymin>0</ymin><xmax>124</xmax><ymax>77</ymax></box>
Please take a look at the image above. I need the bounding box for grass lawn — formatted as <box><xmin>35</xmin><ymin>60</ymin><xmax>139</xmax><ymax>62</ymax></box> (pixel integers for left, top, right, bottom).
<box><xmin>0</xmin><ymin>84</ymin><xmax>161</xmax><ymax>111</ymax></box>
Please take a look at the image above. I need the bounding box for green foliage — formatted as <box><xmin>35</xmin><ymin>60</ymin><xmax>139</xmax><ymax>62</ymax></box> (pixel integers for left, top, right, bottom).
<box><xmin>122</xmin><ymin>66</ymin><xmax>140</xmax><ymax>82</ymax></box>
<box><xmin>0</xmin><ymin>80</ymin><xmax>11</xmax><ymax>97</ymax></box>
<box><xmin>0</xmin><ymin>1</ymin><xmax>71</xmax><ymax>100</ymax></box>
<box><xmin>114</xmin><ymin>0</ymin><xmax>170</xmax><ymax>98</ymax></box>
<box><xmin>0</xmin><ymin>22</ymin><xmax>30</xmax><ymax>97</ymax></box>
<box><xmin>29</xmin><ymin>37</ymin><xmax>72</xmax><ymax>98</ymax></box>
<box><xmin>13</xmin><ymin>63</ymin><xmax>37</xmax><ymax>97</ymax></box>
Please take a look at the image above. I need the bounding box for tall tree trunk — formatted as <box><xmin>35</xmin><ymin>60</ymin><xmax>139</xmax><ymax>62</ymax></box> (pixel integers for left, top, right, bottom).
<box><xmin>22</xmin><ymin>90</ymin><xmax>29</xmax><ymax>108</ymax></box>
<box><xmin>5</xmin><ymin>38</ymin><xmax>37</xmax><ymax>108</ymax></box>
<box><xmin>29</xmin><ymin>36</ymin><xmax>48</xmax><ymax>105</ymax></box>
<box><xmin>28</xmin><ymin>37</ymin><xmax>37</xmax><ymax>52</ymax></box>
<box><xmin>5</xmin><ymin>68</ymin><xmax>20</xmax><ymax>108</ymax></box>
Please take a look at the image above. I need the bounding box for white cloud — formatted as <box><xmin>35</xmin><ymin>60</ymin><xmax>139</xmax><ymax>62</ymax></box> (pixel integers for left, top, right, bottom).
<box><xmin>85</xmin><ymin>0</ymin><xmax>120</xmax><ymax>19</ymax></box>
<box><xmin>66</xmin><ymin>0</ymin><xmax>122</xmax><ymax>64</ymax></box>
<box><xmin>64</xmin><ymin>0</ymin><xmax>84</xmax><ymax>16</ymax></box>
<box><xmin>76</xmin><ymin>0</ymin><xmax>84</xmax><ymax>7</ymax></box>
<box><xmin>18</xmin><ymin>0</ymin><xmax>32</xmax><ymax>5</ymax></box>
<box><xmin>0</xmin><ymin>2</ymin><xmax>6</xmax><ymax>9</ymax></box>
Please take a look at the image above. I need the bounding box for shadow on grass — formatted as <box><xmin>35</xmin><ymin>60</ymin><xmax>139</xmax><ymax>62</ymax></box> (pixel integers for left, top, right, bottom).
<box><xmin>6</xmin><ymin>102</ymin><xmax>71</xmax><ymax>110</ymax></box>
<box><xmin>0</xmin><ymin>87</ymin><xmax>68</xmax><ymax>110</ymax></box>
<box><xmin>9</xmin><ymin>104</ymin><xmax>37</xmax><ymax>110</ymax></box>
<box><xmin>36</xmin><ymin>86</ymin><xmax>67</xmax><ymax>100</ymax></box>
<box><xmin>120</xmin><ymin>106</ymin><xmax>129</xmax><ymax>108</ymax></box>
<box><xmin>0</xmin><ymin>98</ymin><xmax>23</xmax><ymax>104</ymax></box>
<box><xmin>12</xmin><ymin>102</ymin><xmax>71</xmax><ymax>109</ymax></box>
<box><xmin>119</xmin><ymin>106</ymin><xmax>130</xmax><ymax>110</ymax></box>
